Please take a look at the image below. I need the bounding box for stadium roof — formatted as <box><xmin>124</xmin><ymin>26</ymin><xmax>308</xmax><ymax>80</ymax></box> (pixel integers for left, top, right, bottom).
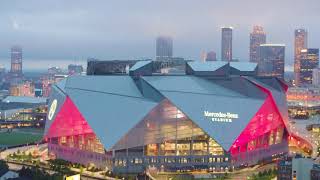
<box><xmin>187</xmin><ymin>61</ymin><xmax>228</xmax><ymax>72</ymax></box>
<box><xmin>129</xmin><ymin>60</ymin><xmax>152</xmax><ymax>71</ymax></box>
<box><xmin>45</xmin><ymin>74</ymin><xmax>289</xmax><ymax>150</ymax></box>
<box><xmin>230</xmin><ymin>62</ymin><xmax>257</xmax><ymax>72</ymax></box>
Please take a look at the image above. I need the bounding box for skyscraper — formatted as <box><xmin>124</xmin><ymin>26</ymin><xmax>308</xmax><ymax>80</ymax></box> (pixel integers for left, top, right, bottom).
<box><xmin>206</xmin><ymin>51</ymin><xmax>217</xmax><ymax>61</ymax></box>
<box><xmin>294</xmin><ymin>29</ymin><xmax>308</xmax><ymax>86</ymax></box>
<box><xmin>68</xmin><ymin>64</ymin><xmax>84</xmax><ymax>75</ymax></box>
<box><xmin>258</xmin><ymin>44</ymin><xmax>285</xmax><ymax>79</ymax></box>
<box><xmin>299</xmin><ymin>48</ymin><xmax>319</xmax><ymax>84</ymax></box>
<box><xmin>10</xmin><ymin>46</ymin><xmax>23</xmax><ymax>84</ymax></box>
<box><xmin>250</xmin><ymin>26</ymin><xmax>266</xmax><ymax>63</ymax></box>
<box><xmin>221</xmin><ymin>27</ymin><xmax>233</xmax><ymax>61</ymax></box>
<box><xmin>313</xmin><ymin>68</ymin><xmax>320</xmax><ymax>86</ymax></box>
<box><xmin>156</xmin><ymin>36</ymin><xmax>173</xmax><ymax>61</ymax></box>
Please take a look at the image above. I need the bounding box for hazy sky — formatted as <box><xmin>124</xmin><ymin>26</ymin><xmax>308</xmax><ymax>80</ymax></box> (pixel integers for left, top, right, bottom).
<box><xmin>0</xmin><ymin>0</ymin><xmax>319</xmax><ymax>69</ymax></box>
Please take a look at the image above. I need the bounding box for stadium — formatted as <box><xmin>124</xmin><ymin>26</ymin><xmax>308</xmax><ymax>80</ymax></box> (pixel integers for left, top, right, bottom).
<box><xmin>44</xmin><ymin>61</ymin><xmax>290</xmax><ymax>173</ymax></box>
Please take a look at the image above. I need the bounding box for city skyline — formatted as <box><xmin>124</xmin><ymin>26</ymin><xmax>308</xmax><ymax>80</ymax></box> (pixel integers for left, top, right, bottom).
<box><xmin>0</xmin><ymin>0</ymin><xmax>319</xmax><ymax>65</ymax></box>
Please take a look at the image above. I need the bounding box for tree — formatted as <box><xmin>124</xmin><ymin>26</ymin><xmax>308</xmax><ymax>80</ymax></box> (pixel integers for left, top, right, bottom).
<box><xmin>0</xmin><ymin>160</ymin><xmax>8</xmax><ymax>172</ymax></box>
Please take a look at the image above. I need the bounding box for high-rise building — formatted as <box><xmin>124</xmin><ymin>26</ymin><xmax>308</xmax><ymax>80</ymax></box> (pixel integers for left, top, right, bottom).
<box><xmin>206</xmin><ymin>51</ymin><xmax>217</xmax><ymax>61</ymax></box>
<box><xmin>250</xmin><ymin>26</ymin><xmax>266</xmax><ymax>63</ymax></box>
<box><xmin>10</xmin><ymin>46</ymin><xmax>23</xmax><ymax>84</ymax></box>
<box><xmin>200</xmin><ymin>51</ymin><xmax>207</xmax><ymax>62</ymax></box>
<box><xmin>68</xmin><ymin>64</ymin><xmax>84</xmax><ymax>75</ymax></box>
<box><xmin>258</xmin><ymin>44</ymin><xmax>285</xmax><ymax>79</ymax></box>
<box><xmin>156</xmin><ymin>36</ymin><xmax>173</xmax><ymax>61</ymax></box>
<box><xmin>313</xmin><ymin>68</ymin><xmax>320</xmax><ymax>87</ymax></box>
<box><xmin>48</xmin><ymin>67</ymin><xmax>63</xmax><ymax>76</ymax></box>
<box><xmin>9</xmin><ymin>81</ymin><xmax>35</xmax><ymax>97</ymax></box>
<box><xmin>299</xmin><ymin>48</ymin><xmax>319</xmax><ymax>84</ymax></box>
<box><xmin>294</xmin><ymin>29</ymin><xmax>308</xmax><ymax>86</ymax></box>
<box><xmin>221</xmin><ymin>27</ymin><xmax>233</xmax><ymax>61</ymax></box>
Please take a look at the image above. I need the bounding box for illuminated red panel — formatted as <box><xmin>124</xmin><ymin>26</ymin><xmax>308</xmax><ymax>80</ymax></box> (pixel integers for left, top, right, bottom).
<box><xmin>229</xmin><ymin>95</ymin><xmax>285</xmax><ymax>154</ymax></box>
<box><xmin>229</xmin><ymin>79</ymin><xmax>290</xmax><ymax>155</ymax></box>
<box><xmin>45</xmin><ymin>97</ymin><xmax>94</xmax><ymax>138</ymax></box>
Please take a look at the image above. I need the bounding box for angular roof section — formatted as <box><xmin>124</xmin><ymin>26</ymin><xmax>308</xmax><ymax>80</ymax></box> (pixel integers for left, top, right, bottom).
<box><xmin>187</xmin><ymin>61</ymin><xmax>228</xmax><ymax>72</ymax></box>
<box><xmin>56</xmin><ymin>78</ymin><xmax>67</xmax><ymax>91</ymax></box>
<box><xmin>244</xmin><ymin>77</ymin><xmax>290</xmax><ymax>132</ymax></box>
<box><xmin>48</xmin><ymin>75</ymin><xmax>158</xmax><ymax>149</ymax></box>
<box><xmin>206</xmin><ymin>76</ymin><xmax>266</xmax><ymax>99</ymax></box>
<box><xmin>64</xmin><ymin>75</ymin><xmax>143</xmax><ymax>98</ymax></box>
<box><xmin>230</xmin><ymin>62</ymin><xmax>257</xmax><ymax>72</ymax></box>
<box><xmin>142</xmin><ymin>76</ymin><xmax>245</xmax><ymax>98</ymax></box>
<box><xmin>129</xmin><ymin>60</ymin><xmax>152</xmax><ymax>71</ymax></box>
<box><xmin>66</xmin><ymin>88</ymin><xmax>157</xmax><ymax>149</ymax></box>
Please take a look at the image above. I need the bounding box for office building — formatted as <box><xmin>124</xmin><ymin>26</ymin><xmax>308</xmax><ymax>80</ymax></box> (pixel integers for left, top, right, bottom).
<box><xmin>250</xmin><ymin>26</ymin><xmax>266</xmax><ymax>63</ymax></box>
<box><xmin>221</xmin><ymin>27</ymin><xmax>233</xmax><ymax>61</ymax></box>
<box><xmin>156</xmin><ymin>36</ymin><xmax>173</xmax><ymax>61</ymax></box>
<box><xmin>313</xmin><ymin>68</ymin><xmax>320</xmax><ymax>86</ymax></box>
<box><xmin>44</xmin><ymin>61</ymin><xmax>289</xmax><ymax>173</ymax></box>
<box><xmin>258</xmin><ymin>44</ymin><xmax>285</xmax><ymax>79</ymax></box>
<box><xmin>278</xmin><ymin>157</ymin><xmax>315</xmax><ymax>180</ymax></box>
<box><xmin>68</xmin><ymin>64</ymin><xmax>84</xmax><ymax>75</ymax></box>
<box><xmin>9</xmin><ymin>81</ymin><xmax>35</xmax><ymax>97</ymax></box>
<box><xmin>294</xmin><ymin>29</ymin><xmax>308</xmax><ymax>86</ymax></box>
<box><xmin>299</xmin><ymin>48</ymin><xmax>319</xmax><ymax>84</ymax></box>
<box><xmin>206</xmin><ymin>51</ymin><xmax>217</xmax><ymax>61</ymax></box>
<box><xmin>10</xmin><ymin>46</ymin><xmax>23</xmax><ymax>84</ymax></box>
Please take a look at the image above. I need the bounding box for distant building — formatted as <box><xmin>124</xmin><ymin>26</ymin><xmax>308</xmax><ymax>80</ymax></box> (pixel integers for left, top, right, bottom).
<box><xmin>311</xmin><ymin>164</ymin><xmax>320</xmax><ymax>180</ymax></box>
<box><xmin>313</xmin><ymin>68</ymin><xmax>320</xmax><ymax>87</ymax></box>
<box><xmin>0</xmin><ymin>96</ymin><xmax>47</xmax><ymax>122</ymax></box>
<box><xmin>9</xmin><ymin>46</ymin><xmax>23</xmax><ymax>84</ymax></box>
<box><xmin>48</xmin><ymin>67</ymin><xmax>63</xmax><ymax>76</ymax></box>
<box><xmin>287</xmin><ymin>87</ymin><xmax>320</xmax><ymax>119</ymax></box>
<box><xmin>278</xmin><ymin>157</ymin><xmax>315</xmax><ymax>180</ymax></box>
<box><xmin>0</xmin><ymin>65</ymin><xmax>5</xmax><ymax>87</ymax></box>
<box><xmin>9</xmin><ymin>81</ymin><xmax>35</xmax><ymax>97</ymax></box>
<box><xmin>221</xmin><ymin>27</ymin><xmax>233</xmax><ymax>61</ymax></box>
<box><xmin>258</xmin><ymin>44</ymin><xmax>285</xmax><ymax>79</ymax></box>
<box><xmin>299</xmin><ymin>48</ymin><xmax>319</xmax><ymax>84</ymax></box>
<box><xmin>206</xmin><ymin>51</ymin><xmax>217</xmax><ymax>61</ymax></box>
<box><xmin>200</xmin><ymin>51</ymin><xmax>207</xmax><ymax>62</ymax></box>
<box><xmin>68</xmin><ymin>64</ymin><xmax>83</xmax><ymax>75</ymax></box>
<box><xmin>87</xmin><ymin>58</ymin><xmax>187</xmax><ymax>76</ymax></box>
<box><xmin>294</xmin><ymin>29</ymin><xmax>308</xmax><ymax>86</ymax></box>
<box><xmin>42</xmin><ymin>74</ymin><xmax>68</xmax><ymax>97</ymax></box>
<box><xmin>156</xmin><ymin>36</ymin><xmax>173</xmax><ymax>61</ymax></box>
<box><xmin>87</xmin><ymin>59</ymin><xmax>139</xmax><ymax>75</ymax></box>
<box><xmin>250</xmin><ymin>26</ymin><xmax>266</xmax><ymax>63</ymax></box>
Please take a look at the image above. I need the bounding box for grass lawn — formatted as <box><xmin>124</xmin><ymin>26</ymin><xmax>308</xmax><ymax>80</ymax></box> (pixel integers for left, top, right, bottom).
<box><xmin>0</xmin><ymin>128</ymin><xmax>44</xmax><ymax>146</ymax></box>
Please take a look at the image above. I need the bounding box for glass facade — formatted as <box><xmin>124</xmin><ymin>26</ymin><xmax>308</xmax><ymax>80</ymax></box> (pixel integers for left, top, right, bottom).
<box><xmin>221</xmin><ymin>27</ymin><xmax>233</xmax><ymax>61</ymax></box>
<box><xmin>113</xmin><ymin>99</ymin><xmax>224</xmax><ymax>156</ymax></box>
<box><xmin>230</xmin><ymin>95</ymin><xmax>287</xmax><ymax>154</ymax></box>
<box><xmin>258</xmin><ymin>45</ymin><xmax>285</xmax><ymax>79</ymax></box>
<box><xmin>300</xmin><ymin>48</ymin><xmax>319</xmax><ymax>84</ymax></box>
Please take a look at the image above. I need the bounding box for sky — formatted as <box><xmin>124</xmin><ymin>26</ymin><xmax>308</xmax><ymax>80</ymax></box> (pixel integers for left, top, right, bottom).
<box><xmin>0</xmin><ymin>0</ymin><xmax>319</xmax><ymax>70</ymax></box>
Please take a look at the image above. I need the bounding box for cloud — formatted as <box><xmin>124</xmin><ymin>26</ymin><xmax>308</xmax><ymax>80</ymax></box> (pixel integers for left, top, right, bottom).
<box><xmin>0</xmin><ymin>0</ymin><xmax>318</xmax><ymax>66</ymax></box>
<box><xmin>12</xmin><ymin>19</ymin><xmax>19</xmax><ymax>30</ymax></box>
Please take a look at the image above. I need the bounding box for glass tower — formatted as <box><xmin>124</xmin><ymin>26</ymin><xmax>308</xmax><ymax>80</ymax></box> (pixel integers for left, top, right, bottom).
<box><xmin>221</xmin><ymin>27</ymin><xmax>233</xmax><ymax>61</ymax></box>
